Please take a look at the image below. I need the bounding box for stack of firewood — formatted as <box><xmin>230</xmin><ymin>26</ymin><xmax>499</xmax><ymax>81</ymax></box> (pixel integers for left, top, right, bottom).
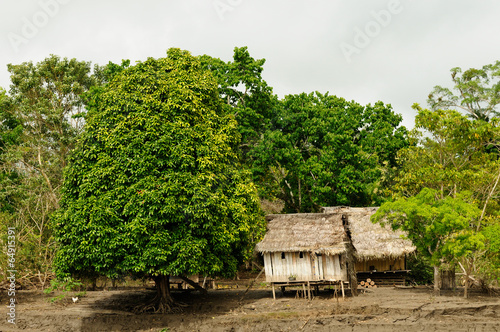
<box><xmin>359</xmin><ymin>278</ymin><xmax>377</xmax><ymax>288</ymax></box>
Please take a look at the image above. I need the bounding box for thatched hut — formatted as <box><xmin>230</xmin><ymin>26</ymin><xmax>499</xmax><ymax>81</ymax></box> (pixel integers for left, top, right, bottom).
<box><xmin>256</xmin><ymin>207</ymin><xmax>416</xmax><ymax>297</ymax></box>
<box><xmin>322</xmin><ymin>206</ymin><xmax>416</xmax><ymax>285</ymax></box>
<box><xmin>255</xmin><ymin>213</ymin><xmax>356</xmax><ymax>297</ymax></box>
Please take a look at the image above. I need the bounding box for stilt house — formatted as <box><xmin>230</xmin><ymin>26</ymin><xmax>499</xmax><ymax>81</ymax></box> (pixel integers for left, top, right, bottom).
<box><xmin>322</xmin><ymin>206</ymin><xmax>416</xmax><ymax>286</ymax></box>
<box><xmin>255</xmin><ymin>213</ymin><xmax>356</xmax><ymax>285</ymax></box>
<box><xmin>256</xmin><ymin>207</ymin><xmax>416</xmax><ymax>296</ymax></box>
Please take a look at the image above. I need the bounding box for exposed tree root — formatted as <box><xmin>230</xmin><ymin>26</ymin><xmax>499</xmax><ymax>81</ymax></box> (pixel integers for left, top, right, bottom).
<box><xmin>132</xmin><ymin>275</ymin><xmax>188</xmax><ymax>314</ymax></box>
<box><xmin>132</xmin><ymin>294</ymin><xmax>187</xmax><ymax>314</ymax></box>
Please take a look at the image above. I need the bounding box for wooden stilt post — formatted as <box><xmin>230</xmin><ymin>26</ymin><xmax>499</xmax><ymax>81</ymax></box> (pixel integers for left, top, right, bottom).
<box><xmin>272</xmin><ymin>283</ymin><xmax>276</xmax><ymax>300</ymax></box>
<box><xmin>307</xmin><ymin>281</ymin><xmax>311</xmax><ymax>300</ymax></box>
<box><xmin>341</xmin><ymin>281</ymin><xmax>345</xmax><ymax>298</ymax></box>
<box><xmin>302</xmin><ymin>283</ymin><xmax>307</xmax><ymax>299</ymax></box>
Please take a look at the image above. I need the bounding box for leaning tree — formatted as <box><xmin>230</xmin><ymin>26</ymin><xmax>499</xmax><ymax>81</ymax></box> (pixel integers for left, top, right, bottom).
<box><xmin>52</xmin><ymin>49</ymin><xmax>264</xmax><ymax>312</ymax></box>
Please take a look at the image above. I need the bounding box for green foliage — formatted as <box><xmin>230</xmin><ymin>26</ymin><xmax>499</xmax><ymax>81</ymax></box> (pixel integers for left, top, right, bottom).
<box><xmin>0</xmin><ymin>56</ymin><xmax>95</xmax><ymax>285</ymax></box>
<box><xmin>199</xmin><ymin>48</ymin><xmax>408</xmax><ymax>213</ymax></box>
<box><xmin>394</xmin><ymin>105</ymin><xmax>500</xmax><ymax>201</ymax></box>
<box><xmin>44</xmin><ymin>277</ymin><xmax>84</xmax><ymax>293</ymax></box>
<box><xmin>199</xmin><ymin>47</ymin><xmax>276</xmax><ymax>158</ymax></box>
<box><xmin>251</xmin><ymin>92</ymin><xmax>408</xmax><ymax>212</ymax></box>
<box><xmin>428</xmin><ymin>61</ymin><xmax>500</xmax><ymax>120</ymax></box>
<box><xmin>390</xmin><ymin>101</ymin><xmax>500</xmax><ymax>290</ymax></box>
<box><xmin>93</xmin><ymin>59</ymin><xmax>131</xmax><ymax>85</ymax></box>
<box><xmin>43</xmin><ymin>277</ymin><xmax>85</xmax><ymax>303</ymax></box>
<box><xmin>406</xmin><ymin>253</ymin><xmax>434</xmax><ymax>285</ymax></box>
<box><xmin>372</xmin><ymin>188</ymin><xmax>482</xmax><ymax>267</ymax></box>
<box><xmin>479</xmin><ymin>219</ymin><xmax>500</xmax><ymax>282</ymax></box>
<box><xmin>0</xmin><ymin>88</ymin><xmax>22</xmax><ymax>216</ymax></box>
<box><xmin>53</xmin><ymin>49</ymin><xmax>264</xmax><ymax>282</ymax></box>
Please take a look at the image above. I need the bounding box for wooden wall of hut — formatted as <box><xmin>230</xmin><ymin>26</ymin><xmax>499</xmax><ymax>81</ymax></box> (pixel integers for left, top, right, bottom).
<box><xmin>263</xmin><ymin>252</ymin><xmax>347</xmax><ymax>282</ymax></box>
<box><xmin>355</xmin><ymin>257</ymin><xmax>405</xmax><ymax>272</ymax></box>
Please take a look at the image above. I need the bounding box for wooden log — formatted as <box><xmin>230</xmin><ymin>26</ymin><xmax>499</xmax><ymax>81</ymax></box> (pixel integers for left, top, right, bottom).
<box><xmin>366</xmin><ymin>278</ymin><xmax>371</xmax><ymax>283</ymax></box>
<box><xmin>373</xmin><ymin>285</ymin><xmax>378</xmax><ymax>288</ymax></box>
<box><xmin>360</xmin><ymin>281</ymin><xmax>365</xmax><ymax>286</ymax></box>
<box><xmin>179</xmin><ymin>276</ymin><xmax>207</xmax><ymax>294</ymax></box>
<box><xmin>239</xmin><ymin>267</ymin><xmax>265</xmax><ymax>301</ymax></box>
<box><xmin>370</xmin><ymin>281</ymin><xmax>375</xmax><ymax>286</ymax></box>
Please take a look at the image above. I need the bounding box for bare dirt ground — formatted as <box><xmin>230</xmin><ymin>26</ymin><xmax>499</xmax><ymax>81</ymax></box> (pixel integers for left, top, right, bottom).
<box><xmin>2</xmin><ymin>279</ymin><xmax>500</xmax><ymax>332</ymax></box>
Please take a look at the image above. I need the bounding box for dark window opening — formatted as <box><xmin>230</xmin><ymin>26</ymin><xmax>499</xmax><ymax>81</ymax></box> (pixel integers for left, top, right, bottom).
<box><xmin>281</xmin><ymin>252</ymin><xmax>285</xmax><ymax>259</ymax></box>
<box><xmin>369</xmin><ymin>265</ymin><xmax>375</xmax><ymax>271</ymax></box>
<box><xmin>299</xmin><ymin>252</ymin><xmax>304</xmax><ymax>259</ymax></box>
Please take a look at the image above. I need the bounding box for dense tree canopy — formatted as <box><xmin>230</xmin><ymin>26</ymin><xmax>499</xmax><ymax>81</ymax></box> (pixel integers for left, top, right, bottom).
<box><xmin>251</xmin><ymin>92</ymin><xmax>408</xmax><ymax>212</ymax></box>
<box><xmin>0</xmin><ymin>56</ymin><xmax>95</xmax><ymax>286</ymax></box>
<box><xmin>378</xmin><ymin>97</ymin><xmax>500</xmax><ymax>295</ymax></box>
<box><xmin>199</xmin><ymin>47</ymin><xmax>276</xmax><ymax>158</ymax></box>
<box><xmin>0</xmin><ymin>88</ymin><xmax>21</xmax><ymax>215</ymax></box>
<box><xmin>52</xmin><ymin>49</ymin><xmax>264</xmax><ymax>311</ymax></box>
<box><xmin>428</xmin><ymin>61</ymin><xmax>500</xmax><ymax>121</ymax></box>
<box><xmin>393</xmin><ymin>104</ymin><xmax>500</xmax><ymax>202</ymax></box>
<box><xmin>372</xmin><ymin>188</ymin><xmax>483</xmax><ymax>295</ymax></box>
<box><xmin>481</xmin><ymin>221</ymin><xmax>500</xmax><ymax>282</ymax></box>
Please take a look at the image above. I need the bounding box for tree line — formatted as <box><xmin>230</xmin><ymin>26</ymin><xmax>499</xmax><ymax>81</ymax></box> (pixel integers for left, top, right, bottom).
<box><xmin>0</xmin><ymin>48</ymin><xmax>498</xmax><ymax>310</ymax></box>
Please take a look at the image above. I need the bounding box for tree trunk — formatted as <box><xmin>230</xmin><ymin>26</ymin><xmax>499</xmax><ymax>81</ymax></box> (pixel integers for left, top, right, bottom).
<box><xmin>346</xmin><ymin>243</ymin><xmax>358</xmax><ymax>296</ymax></box>
<box><xmin>154</xmin><ymin>275</ymin><xmax>174</xmax><ymax>312</ymax></box>
<box><xmin>433</xmin><ymin>265</ymin><xmax>441</xmax><ymax>296</ymax></box>
<box><xmin>440</xmin><ymin>269</ymin><xmax>456</xmax><ymax>290</ymax></box>
<box><xmin>134</xmin><ymin>275</ymin><xmax>177</xmax><ymax>313</ymax></box>
<box><xmin>464</xmin><ymin>273</ymin><xmax>469</xmax><ymax>299</ymax></box>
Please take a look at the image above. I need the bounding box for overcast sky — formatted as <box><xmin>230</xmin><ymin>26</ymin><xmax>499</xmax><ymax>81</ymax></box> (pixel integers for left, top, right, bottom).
<box><xmin>1</xmin><ymin>0</ymin><xmax>500</xmax><ymax>129</ymax></box>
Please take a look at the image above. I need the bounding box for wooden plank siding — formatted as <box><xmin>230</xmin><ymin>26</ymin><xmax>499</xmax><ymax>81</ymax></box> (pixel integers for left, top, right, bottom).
<box><xmin>263</xmin><ymin>252</ymin><xmax>346</xmax><ymax>282</ymax></box>
<box><xmin>355</xmin><ymin>257</ymin><xmax>405</xmax><ymax>272</ymax></box>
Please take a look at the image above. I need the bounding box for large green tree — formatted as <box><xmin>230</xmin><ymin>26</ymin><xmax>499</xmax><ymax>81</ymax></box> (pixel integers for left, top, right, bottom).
<box><xmin>0</xmin><ymin>88</ymin><xmax>21</xmax><ymax>215</ymax></box>
<box><xmin>0</xmin><ymin>57</ymin><xmax>95</xmax><ymax>286</ymax></box>
<box><xmin>387</xmin><ymin>104</ymin><xmax>500</xmax><ymax>294</ymax></box>
<box><xmin>53</xmin><ymin>49</ymin><xmax>264</xmax><ymax>312</ymax></box>
<box><xmin>199</xmin><ymin>47</ymin><xmax>276</xmax><ymax>155</ymax></box>
<box><xmin>394</xmin><ymin>105</ymin><xmax>499</xmax><ymax>202</ymax></box>
<box><xmin>251</xmin><ymin>92</ymin><xmax>408</xmax><ymax>212</ymax></box>
<box><xmin>428</xmin><ymin>61</ymin><xmax>500</xmax><ymax>121</ymax></box>
<box><xmin>372</xmin><ymin>188</ymin><xmax>483</xmax><ymax>296</ymax></box>
<box><xmin>0</xmin><ymin>88</ymin><xmax>22</xmax><ymax>283</ymax></box>
<box><xmin>199</xmin><ymin>47</ymin><xmax>281</xmax><ymax>212</ymax></box>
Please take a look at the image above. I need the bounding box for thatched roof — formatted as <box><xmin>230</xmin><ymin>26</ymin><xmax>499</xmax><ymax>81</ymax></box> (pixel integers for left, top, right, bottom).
<box><xmin>255</xmin><ymin>213</ymin><xmax>348</xmax><ymax>255</ymax></box>
<box><xmin>321</xmin><ymin>206</ymin><xmax>416</xmax><ymax>261</ymax></box>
